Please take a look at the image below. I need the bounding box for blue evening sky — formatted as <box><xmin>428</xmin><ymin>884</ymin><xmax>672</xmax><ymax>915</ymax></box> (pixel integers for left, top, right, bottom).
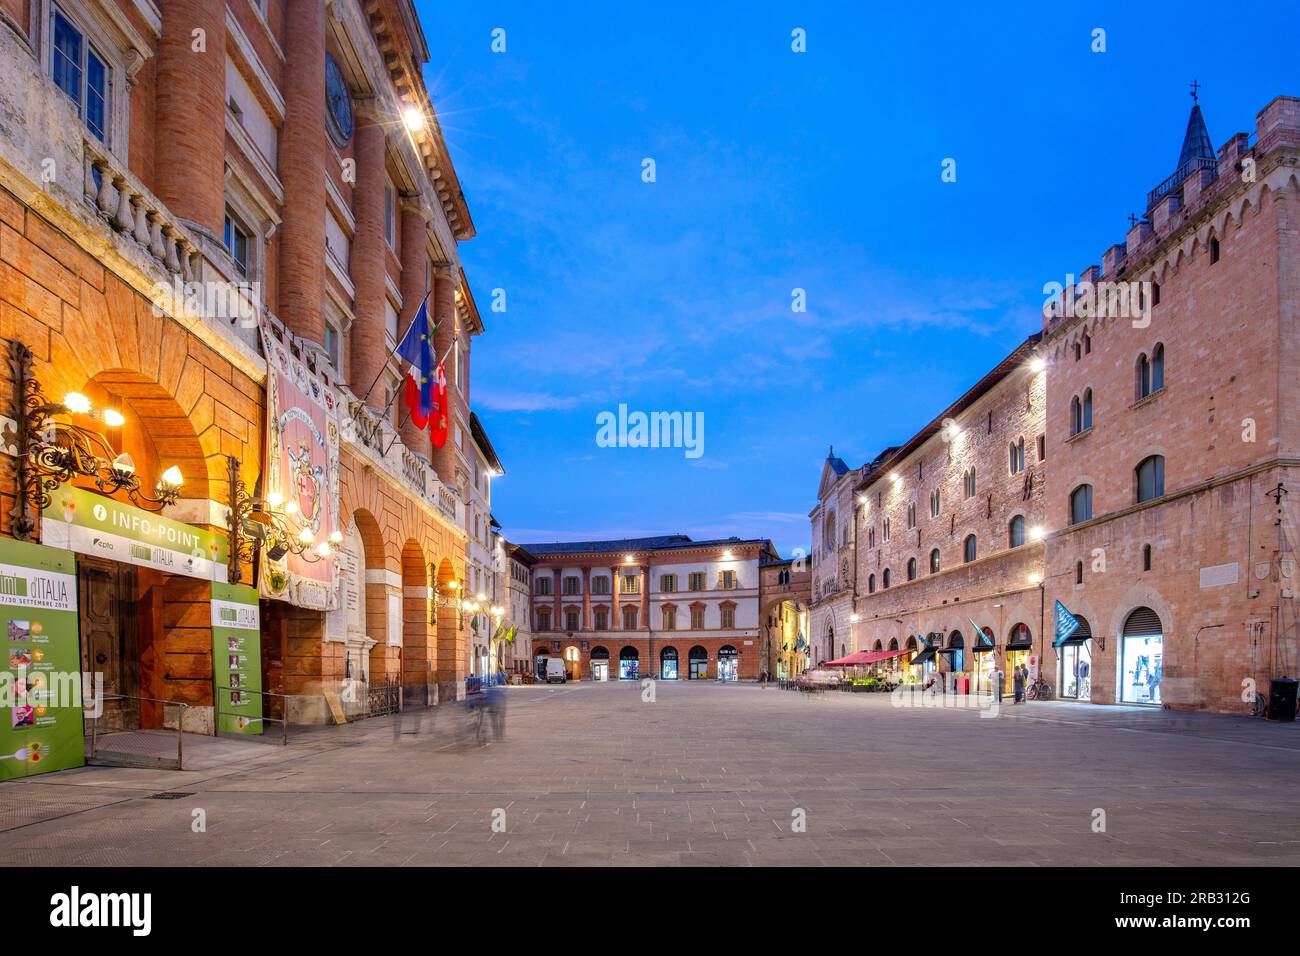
<box><xmin>415</xmin><ymin>1</ymin><xmax>1298</xmax><ymax>556</ymax></box>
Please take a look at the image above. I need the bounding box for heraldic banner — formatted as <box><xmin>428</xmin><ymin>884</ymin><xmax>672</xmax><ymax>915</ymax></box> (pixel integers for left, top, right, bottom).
<box><xmin>260</xmin><ymin>330</ymin><xmax>341</xmax><ymax>610</ymax></box>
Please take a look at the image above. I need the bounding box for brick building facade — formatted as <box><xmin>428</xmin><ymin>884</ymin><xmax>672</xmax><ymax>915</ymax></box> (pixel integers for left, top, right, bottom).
<box><xmin>0</xmin><ymin>0</ymin><xmax>487</xmax><ymax>728</ymax></box>
<box><xmin>819</xmin><ymin>95</ymin><xmax>1300</xmax><ymax>713</ymax></box>
<box><xmin>521</xmin><ymin>535</ymin><xmax>779</xmax><ymax>682</ymax></box>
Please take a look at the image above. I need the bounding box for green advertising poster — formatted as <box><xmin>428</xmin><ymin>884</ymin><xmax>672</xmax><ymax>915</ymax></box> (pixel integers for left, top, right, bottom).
<box><xmin>211</xmin><ymin>581</ymin><xmax>263</xmax><ymax>735</ymax></box>
<box><xmin>41</xmin><ymin>485</ymin><xmax>228</xmax><ymax>581</ymax></box>
<box><xmin>0</xmin><ymin>538</ymin><xmax>84</xmax><ymax>781</ymax></box>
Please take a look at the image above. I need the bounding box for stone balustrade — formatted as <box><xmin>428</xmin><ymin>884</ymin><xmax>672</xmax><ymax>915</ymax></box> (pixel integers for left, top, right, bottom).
<box><xmin>81</xmin><ymin>133</ymin><xmax>202</xmax><ymax>285</ymax></box>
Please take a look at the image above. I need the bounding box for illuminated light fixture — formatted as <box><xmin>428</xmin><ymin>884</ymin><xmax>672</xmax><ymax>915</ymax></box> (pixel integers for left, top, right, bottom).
<box><xmin>62</xmin><ymin>392</ymin><xmax>91</xmax><ymax>415</ymax></box>
<box><xmin>102</xmin><ymin>408</ymin><xmax>126</xmax><ymax>428</ymax></box>
<box><xmin>111</xmin><ymin>452</ymin><xmax>136</xmax><ymax>476</ymax></box>
<box><xmin>284</xmin><ymin>500</ymin><xmax>299</xmax><ymax>515</ymax></box>
<box><xmin>1029</xmin><ymin>526</ymin><xmax>1045</xmax><ymax>541</ymax></box>
<box><xmin>160</xmin><ymin>466</ymin><xmax>184</xmax><ymax>489</ymax></box>
<box><xmin>722</xmin><ymin>550</ymin><xmax>733</xmax><ymax>560</ymax></box>
<box><xmin>316</xmin><ymin>542</ymin><xmax>332</xmax><ymax>558</ymax></box>
<box><xmin>476</xmin><ymin>592</ymin><xmax>486</xmax><ymax>602</ymax></box>
<box><xmin>297</xmin><ymin>527</ymin><xmax>315</xmax><ymax>544</ymax></box>
<box><xmin>625</xmin><ymin>554</ymin><xmax>634</xmax><ymax>563</ymax></box>
<box><xmin>265</xmin><ymin>491</ymin><xmax>283</xmax><ymax>509</ymax></box>
<box><xmin>1029</xmin><ymin>356</ymin><xmax>1046</xmax><ymax>373</ymax></box>
<box><xmin>329</xmin><ymin>530</ymin><xmax>344</xmax><ymax>544</ymax></box>
<box><xmin>6</xmin><ymin>342</ymin><xmax>185</xmax><ymax>540</ymax></box>
<box><xmin>402</xmin><ymin>107</ymin><xmax>425</xmax><ymax>133</ymax></box>
<box><xmin>223</xmin><ymin>459</ymin><xmax>342</xmax><ymax>584</ymax></box>
<box><xmin>1028</xmin><ymin>572</ymin><xmax>1043</xmax><ymax>585</ymax></box>
<box><xmin>849</xmin><ymin>613</ymin><xmax>861</xmax><ymax>623</ymax></box>
<box><xmin>889</xmin><ymin>472</ymin><xmax>900</xmax><ymax>483</ymax></box>
<box><xmin>857</xmin><ymin>495</ymin><xmax>868</xmax><ymax>505</ymax></box>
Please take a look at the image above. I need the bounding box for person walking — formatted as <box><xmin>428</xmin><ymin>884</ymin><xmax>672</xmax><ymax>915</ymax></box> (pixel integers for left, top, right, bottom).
<box><xmin>1013</xmin><ymin>663</ymin><xmax>1025</xmax><ymax>704</ymax></box>
<box><xmin>992</xmin><ymin>664</ymin><xmax>1004</xmax><ymax>704</ymax></box>
<box><xmin>1021</xmin><ymin>664</ymin><xmax>1032</xmax><ymax>701</ymax></box>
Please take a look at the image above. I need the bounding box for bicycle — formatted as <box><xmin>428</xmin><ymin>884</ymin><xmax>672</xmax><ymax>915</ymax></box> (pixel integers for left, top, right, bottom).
<box><xmin>1026</xmin><ymin>678</ymin><xmax>1054</xmax><ymax>701</ymax></box>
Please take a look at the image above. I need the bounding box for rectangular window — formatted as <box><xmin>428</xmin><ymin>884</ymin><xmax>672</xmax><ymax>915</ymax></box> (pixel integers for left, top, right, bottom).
<box><xmin>663</xmin><ymin>608</ymin><xmax>676</xmax><ymax>630</ymax></box>
<box><xmin>718</xmin><ymin>570</ymin><xmax>737</xmax><ymax>589</ymax></box>
<box><xmin>720</xmin><ymin>607</ymin><xmax>735</xmax><ymax>628</ymax></box>
<box><xmin>622</xmin><ymin>607</ymin><xmax>637</xmax><ymax>630</ymax></box>
<box><xmin>562</xmin><ymin>576</ymin><xmax>580</xmax><ymax>596</ymax></box>
<box><xmin>324</xmin><ymin>323</ymin><xmax>341</xmax><ymax>370</ymax></box>
<box><xmin>688</xmin><ymin>572</ymin><xmax>705</xmax><ymax>591</ymax></box>
<box><xmin>535</xmin><ymin>577</ymin><xmax>552</xmax><ymax>596</ymax></box>
<box><xmin>594</xmin><ymin>608</ymin><xmax>608</xmax><ymax>630</ymax></box>
<box><xmin>621</xmin><ymin>574</ymin><xmax>640</xmax><ymax>594</ymax></box>
<box><xmin>565</xmin><ymin>611</ymin><xmax>578</xmax><ymax>632</ymax></box>
<box><xmin>1037</xmin><ymin>434</ymin><xmax>1046</xmax><ymax>462</ymax></box>
<box><xmin>224</xmin><ymin>212</ymin><xmax>251</xmax><ymax>278</ymax></box>
<box><xmin>660</xmin><ymin>574</ymin><xmax>676</xmax><ymax>592</ymax></box>
<box><xmin>591</xmin><ymin>576</ymin><xmax>610</xmax><ymax>595</ymax></box>
<box><xmin>384</xmin><ymin>181</ymin><xmax>396</xmax><ymax>247</ymax></box>
<box><xmin>690</xmin><ymin>607</ymin><xmax>705</xmax><ymax>629</ymax></box>
<box><xmin>53</xmin><ymin>9</ymin><xmax>110</xmax><ymax>144</ymax></box>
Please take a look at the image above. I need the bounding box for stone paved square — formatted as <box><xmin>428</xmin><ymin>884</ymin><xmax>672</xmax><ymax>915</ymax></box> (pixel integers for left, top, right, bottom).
<box><xmin>3</xmin><ymin>682</ymin><xmax>1299</xmax><ymax>867</ymax></box>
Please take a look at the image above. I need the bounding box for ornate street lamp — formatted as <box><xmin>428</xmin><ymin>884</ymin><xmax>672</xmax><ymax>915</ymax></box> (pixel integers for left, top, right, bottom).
<box><xmin>225</xmin><ymin>455</ymin><xmax>341</xmax><ymax>584</ymax></box>
<box><xmin>7</xmin><ymin>340</ymin><xmax>184</xmax><ymax>540</ymax></box>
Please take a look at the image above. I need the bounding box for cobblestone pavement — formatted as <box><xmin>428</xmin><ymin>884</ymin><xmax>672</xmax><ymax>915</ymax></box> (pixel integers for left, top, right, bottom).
<box><xmin>3</xmin><ymin>682</ymin><xmax>1299</xmax><ymax>866</ymax></box>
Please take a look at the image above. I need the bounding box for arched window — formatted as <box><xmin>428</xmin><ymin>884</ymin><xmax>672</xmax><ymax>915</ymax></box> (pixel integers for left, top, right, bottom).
<box><xmin>963</xmin><ymin>534</ymin><xmax>977</xmax><ymax>563</ymax></box>
<box><xmin>1082</xmin><ymin>389</ymin><xmax>1093</xmax><ymax>430</ymax></box>
<box><xmin>929</xmin><ymin>548</ymin><xmax>940</xmax><ymax>573</ymax></box>
<box><xmin>1136</xmin><ymin>454</ymin><xmax>1165</xmax><ymax>502</ymax></box>
<box><xmin>1070</xmin><ymin>395</ymin><xmax>1082</xmax><ymax>435</ymax></box>
<box><xmin>1209</xmin><ymin>235</ymin><xmax>1220</xmax><ymax>263</ymax></box>
<box><xmin>1151</xmin><ymin>343</ymin><xmax>1164</xmax><ymax>392</ymax></box>
<box><xmin>1075</xmin><ymin>560</ymin><xmax>1084</xmax><ymax>584</ymax></box>
<box><xmin>1070</xmin><ymin>484</ymin><xmax>1093</xmax><ymax>524</ymax></box>
<box><xmin>867</xmin><ymin>573</ymin><xmax>875</xmax><ymax>594</ymax></box>
<box><xmin>873</xmin><ymin>640</ymin><xmax>883</xmax><ymax>651</ymax></box>
<box><xmin>929</xmin><ymin>488</ymin><xmax>940</xmax><ymax>518</ymax></box>
<box><xmin>882</xmin><ymin>568</ymin><xmax>891</xmax><ymax>589</ymax></box>
<box><xmin>823</xmin><ymin>512</ymin><xmax>836</xmax><ymax>551</ymax></box>
<box><xmin>1084</xmin><ymin>332</ymin><xmax>1092</xmax><ymax>354</ymax></box>
<box><xmin>1008</xmin><ymin>515</ymin><xmax>1025</xmax><ymax>548</ymax></box>
<box><xmin>963</xmin><ymin>468</ymin><xmax>976</xmax><ymax>499</ymax></box>
<box><xmin>889</xmin><ymin>637</ymin><xmax>899</xmax><ymax>651</ymax></box>
<box><xmin>906</xmin><ymin>557</ymin><xmax>917</xmax><ymax>581</ymax></box>
<box><xmin>1142</xmin><ymin>543</ymin><xmax>1152</xmax><ymax>572</ymax></box>
<box><xmin>1009</xmin><ymin>437</ymin><xmax>1025</xmax><ymax>474</ymax></box>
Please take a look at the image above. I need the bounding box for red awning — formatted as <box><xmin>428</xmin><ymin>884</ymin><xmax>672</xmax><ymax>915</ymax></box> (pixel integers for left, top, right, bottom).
<box><xmin>824</xmin><ymin>648</ymin><xmax>908</xmax><ymax>667</ymax></box>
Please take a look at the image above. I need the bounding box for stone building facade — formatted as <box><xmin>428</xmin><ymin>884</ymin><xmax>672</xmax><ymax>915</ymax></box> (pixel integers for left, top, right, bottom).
<box><xmin>822</xmin><ymin>95</ymin><xmax>1300</xmax><ymax>713</ymax></box>
<box><xmin>849</xmin><ymin>337</ymin><xmax>1047</xmax><ymax>695</ymax></box>
<box><xmin>759</xmin><ymin>553</ymin><xmax>812</xmax><ymax>679</ymax></box>
<box><xmin>0</xmin><ymin>0</ymin><xmax>486</xmax><ymax>727</ymax></box>
<box><xmin>522</xmin><ymin>535</ymin><xmax>778</xmax><ymax>681</ymax></box>
<box><xmin>1038</xmin><ymin>95</ymin><xmax>1300</xmax><ymax>713</ymax></box>
<box><xmin>808</xmin><ymin>450</ymin><xmax>865</xmax><ymax>665</ymax></box>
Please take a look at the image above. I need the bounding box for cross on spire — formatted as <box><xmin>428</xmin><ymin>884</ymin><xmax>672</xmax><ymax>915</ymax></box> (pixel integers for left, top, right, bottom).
<box><xmin>1190</xmin><ymin>79</ymin><xmax>1202</xmax><ymax>102</ymax></box>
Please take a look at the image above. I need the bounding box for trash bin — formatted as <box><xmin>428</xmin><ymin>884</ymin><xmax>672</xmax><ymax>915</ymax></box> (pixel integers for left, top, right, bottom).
<box><xmin>1267</xmin><ymin>678</ymin><xmax>1298</xmax><ymax>721</ymax></box>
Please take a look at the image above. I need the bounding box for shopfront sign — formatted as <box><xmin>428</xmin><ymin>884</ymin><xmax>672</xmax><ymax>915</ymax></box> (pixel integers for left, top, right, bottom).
<box><xmin>0</xmin><ymin>538</ymin><xmax>84</xmax><ymax>780</ymax></box>
<box><xmin>41</xmin><ymin>485</ymin><xmax>226</xmax><ymax>582</ymax></box>
<box><xmin>211</xmin><ymin>581</ymin><xmax>262</xmax><ymax>735</ymax></box>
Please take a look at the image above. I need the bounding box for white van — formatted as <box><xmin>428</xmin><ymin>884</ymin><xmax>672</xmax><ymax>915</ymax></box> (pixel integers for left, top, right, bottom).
<box><xmin>545</xmin><ymin>658</ymin><xmax>567</xmax><ymax>684</ymax></box>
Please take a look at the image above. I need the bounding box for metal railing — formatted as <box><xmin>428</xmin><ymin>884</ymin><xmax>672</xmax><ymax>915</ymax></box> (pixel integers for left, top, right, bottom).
<box><xmin>86</xmin><ymin>694</ymin><xmax>190</xmax><ymax>770</ymax></box>
<box><xmin>1147</xmin><ymin>156</ymin><xmax>1217</xmax><ymax>209</ymax></box>
<box><xmin>215</xmin><ymin>686</ymin><xmax>289</xmax><ymax>745</ymax></box>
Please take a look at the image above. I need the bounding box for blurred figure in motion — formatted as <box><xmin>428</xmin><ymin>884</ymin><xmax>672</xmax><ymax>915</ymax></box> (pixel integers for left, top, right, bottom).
<box><xmin>484</xmin><ymin>675</ymin><xmax>506</xmax><ymax>742</ymax></box>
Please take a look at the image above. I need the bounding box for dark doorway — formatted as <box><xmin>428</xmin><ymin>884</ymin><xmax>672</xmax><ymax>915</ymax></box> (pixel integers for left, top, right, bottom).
<box><xmin>77</xmin><ymin>556</ymin><xmax>140</xmax><ymax>732</ymax></box>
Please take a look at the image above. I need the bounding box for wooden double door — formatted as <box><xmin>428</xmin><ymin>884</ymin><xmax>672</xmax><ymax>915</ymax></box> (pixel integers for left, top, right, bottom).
<box><xmin>77</xmin><ymin>556</ymin><xmax>141</xmax><ymax>732</ymax></box>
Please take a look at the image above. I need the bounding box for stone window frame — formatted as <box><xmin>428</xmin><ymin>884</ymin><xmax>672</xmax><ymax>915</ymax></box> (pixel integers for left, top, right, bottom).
<box><xmin>36</xmin><ymin>0</ymin><xmax>145</xmax><ymax>160</ymax></box>
<box><xmin>661</xmin><ymin>604</ymin><xmax>677</xmax><ymax>630</ymax></box>
<box><xmin>719</xmin><ymin>600</ymin><xmax>737</xmax><ymax>629</ymax></box>
<box><xmin>962</xmin><ymin>534</ymin><xmax>977</xmax><ymax>563</ymax></box>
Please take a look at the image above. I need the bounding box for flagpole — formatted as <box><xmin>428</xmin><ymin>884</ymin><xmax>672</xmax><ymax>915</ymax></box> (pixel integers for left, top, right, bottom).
<box><xmin>358</xmin><ymin>295</ymin><xmax>435</xmax><ymax>405</ymax></box>
<box><xmin>383</xmin><ymin>405</ymin><xmax>413</xmax><ymax>456</ymax></box>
